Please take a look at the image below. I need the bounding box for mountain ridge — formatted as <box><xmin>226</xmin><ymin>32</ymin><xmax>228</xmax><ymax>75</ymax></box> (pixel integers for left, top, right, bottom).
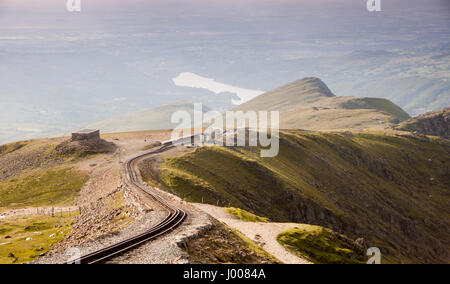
<box><xmin>233</xmin><ymin>77</ymin><xmax>410</xmax><ymax>130</ymax></box>
<box><xmin>396</xmin><ymin>107</ymin><xmax>450</xmax><ymax>139</ymax></box>
<box><xmin>148</xmin><ymin>130</ymin><xmax>450</xmax><ymax>264</ymax></box>
<box><xmin>234</xmin><ymin>77</ymin><xmax>335</xmax><ymax>112</ymax></box>
<box><xmin>87</xmin><ymin>102</ymin><xmax>209</xmax><ymax>134</ymax></box>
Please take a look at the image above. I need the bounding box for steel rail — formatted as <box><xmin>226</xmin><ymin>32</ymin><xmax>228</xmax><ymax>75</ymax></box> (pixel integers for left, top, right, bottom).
<box><xmin>68</xmin><ymin>141</ymin><xmax>188</xmax><ymax>264</ymax></box>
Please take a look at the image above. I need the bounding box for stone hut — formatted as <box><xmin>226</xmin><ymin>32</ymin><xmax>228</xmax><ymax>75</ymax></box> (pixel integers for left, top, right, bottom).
<box><xmin>72</xmin><ymin>129</ymin><xmax>100</xmax><ymax>141</ymax></box>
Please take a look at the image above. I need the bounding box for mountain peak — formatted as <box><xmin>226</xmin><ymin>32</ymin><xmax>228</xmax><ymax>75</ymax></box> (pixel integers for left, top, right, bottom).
<box><xmin>234</xmin><ymin>77</ymin><xmax>336</xmax><ymax>113</ymax></box>
<box><xmin>287</xmin><ymin>77</ymin><xmax>336</xmax><ymax>98</ymax></box>
<box><xmin>234</xmin><ymin>77</ymin><xmax>410</xmax><ymax>131</ymax></box>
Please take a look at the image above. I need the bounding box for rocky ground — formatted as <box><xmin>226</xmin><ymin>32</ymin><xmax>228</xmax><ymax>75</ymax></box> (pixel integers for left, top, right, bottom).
<box><xmin>193</xmin><ymin>204</ymin><xmax>311</xmax><ymax>264</ymax></box>
<box><xmin>396</xmin><ymin>107</ymin><xmax>449</xmax><ymax>139</ymax></box>
<box><xmin>35</xmin><ymin>130</ymin><xmax>267</xmax><ymax>264</ymax></box>
<box><xmin>0</xmin><ymin>138</ymin><xmax>66</xmax><ymax>182</ymax></box>
<box><xmin>3</xmin><ymin>130</ymin><xmax>285</xmax><ymax>264</ymax></box>
<box><xmin>105</xmin><ymin>201</ymin><xmax>213</xmax><ymax>264</ymax></box>
<box><xmin>182</xmin><ymin>219</ymin><xmax>280</xmax><ymax>264</ymax></box>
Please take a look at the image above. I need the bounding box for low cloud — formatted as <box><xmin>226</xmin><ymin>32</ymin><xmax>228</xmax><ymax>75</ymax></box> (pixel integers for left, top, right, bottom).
<box><xmin>173</xmin><ymin>72</ymin><xmax>264</xmax><ymax>105</ymax></box>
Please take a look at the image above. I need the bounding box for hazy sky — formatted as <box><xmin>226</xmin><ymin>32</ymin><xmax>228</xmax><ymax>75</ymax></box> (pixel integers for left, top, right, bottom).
<box><xmin>1</xmin><ymin>0</ymin><xmax>448</xmax><ymax>46</ymax></box>
<box><xmin>0</xmin><ymin>0</ymin><xmax>448</xmax><ymax>143</ymax></box>
<box><xmin>1</xmin><ymin>0</ymin><xmax>449</xmax><ymax>14</ymax></box>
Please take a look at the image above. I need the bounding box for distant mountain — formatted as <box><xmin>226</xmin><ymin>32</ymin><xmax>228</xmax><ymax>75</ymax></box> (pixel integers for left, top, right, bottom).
<box><xmin>89</xmin><ymin>78</ymin><xmax>411</xmax><ymax>133</ymax></box>
<box><xmin>233</xmin><ymin>78</ymin><xmax>410</xmax><ymax>130</ymax></box>
<box><xmin>324</xmin><ymin>50</ymin><xmax>450</xmax><ymax>117</ymax></box>
<box><xmin>87</xmin><ymin>102</ymin><xmax>208</xmax><ymax>133</ymax></box>
<box><xmin>396</xmin><ymin>107</ymin><xmax>450</xmax><ymax>139</ymax></box>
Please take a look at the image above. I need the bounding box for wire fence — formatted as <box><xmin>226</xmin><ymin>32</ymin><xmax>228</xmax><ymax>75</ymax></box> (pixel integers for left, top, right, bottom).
<box><xmin>33</xmin><ymin>207</ymin><xmax>81</xmax><ymax>218</ymax></box>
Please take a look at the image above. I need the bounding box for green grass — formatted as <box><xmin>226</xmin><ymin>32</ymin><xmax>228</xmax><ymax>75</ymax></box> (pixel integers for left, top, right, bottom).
<box><xmin>277</xmin><ymin>226</ymin><xmax>365</xmax><ymax>264</ymax></box>
<box><xmin>0</xmin><ymin>214</ymin><xmax>77</xmax><ymax>264</ymax></box>
<box><xmin>0</xmin><ymin>167</ymin><xmax>88</xmax><ymax>209</ymax></box>
<box><xmin>154</xmin><ymin>130</ymin><xmax>450</xmax><ymax>263</ymax></box>
<box><xmin>226</xmin><ymin>208</ymin><xmax>269</xmax><ymax>223</ymax></box>
<box><xmin>340</xmin><ymin>98</ymin><xmax>410</xmax><ymax>121</ymax></box>
<box><xmin>0</xmin><ymin>142</ymin><xmax>28</xmax><ymax>157</ymax></box>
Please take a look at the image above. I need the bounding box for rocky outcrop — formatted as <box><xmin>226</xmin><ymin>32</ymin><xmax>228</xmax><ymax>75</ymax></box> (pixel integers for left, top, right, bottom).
<box><xmin>396</xmin><ymin>107</ymin><xmax>450</xmax><ymax>139</ymax></box>
<box><xmin>181</xmin><ymin>220</ymin><xmax>279</xmax><ymax>264</ymax></box>
<box><xmin>55</xmin><ymin>136</ymin><xmax>116</xmax><ymax>157</ymax></box>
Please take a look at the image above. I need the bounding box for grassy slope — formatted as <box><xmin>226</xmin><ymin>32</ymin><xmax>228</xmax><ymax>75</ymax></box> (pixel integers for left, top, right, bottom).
<box><xmin>0</xmin><ymin>142</ymin><xmax>28</xmax><ymax>157</ymax></box>
<box><xmin>0</xmin><ymin>139</ymin><xmax>90</xmax><ymax>210</ymax></box>
<box><xmin>277</xmin><ymin>226</ymin><xmax>365</xmax><ymax>264</ymax></box>
<box><xmin>226</xmin><ymin>208</ymin><xmax>269</xmax><ymax>223</ymax></box>
<box><xmin>0</xmin><ymin>167</ymin><xmax>87</xmax><ymax>209</ymax></box>
<box><xmin>88</xmin><ymin>102</ymin><xmax>207</xmax><ymax>133</ymax></box>
<box><xmin>233</xmin><ymin>78</ymin><xmax>410</xmax><ymax>130</ymax></box>
<box><xmin>225</xmin><ymin>207</ymin><xmax>362</xmax><ymax>264</ymax></box>
<box><xmin>0</xmin><ymin>214</ymin><xmax>77</xmax><ymax>264</ymax></box>
<box><xmin>157</xmin><ymin>131</ymin><xmax>450</xmax><ymax>263</ymax></box>
<box><xmin>335</xmin><ymin>76</ymin><xmax>450</xmax><ymax>116</ymax></box>
<box><xmin>0</xmin><ymin>139</ymin><xmax>93</xmax><ymax>263</ymax></box>
<box><xmin>340</xmin><ymin>97</ymin><xmax>410</xmax><ymax>122</ymax></box>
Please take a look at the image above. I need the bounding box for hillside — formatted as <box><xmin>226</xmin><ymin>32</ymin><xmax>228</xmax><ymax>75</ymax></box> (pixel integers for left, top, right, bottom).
<box><xmin>396</xmin><ymin>107</ymin><xmax>450</xmax><ymax>139</ymax></box>
<box><xmin>0</xmin><ymin>134</ymin><xmax>131</xmax><ymax>264</ymax></box>
<box><xmin>87</xmin><ymin>102</ymin><xmax>208</xmax><ymax>134</ymax></box>
<box><xmin>0</xmin><ymin>131</ymin><xmax>280</xmax><ymax>264</ymax></box>
<box><xmin>146</xmin><ymin>131</ymin><xmax>450</xmax><ymax>263</ymax></box>
<box><xmin>233</xmin><ymin>78</ymin><xmax>410</xmax><ymax>130</ymax></box>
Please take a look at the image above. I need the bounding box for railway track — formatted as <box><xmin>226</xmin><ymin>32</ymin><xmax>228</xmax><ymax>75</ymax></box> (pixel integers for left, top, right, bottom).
<box><xmin>68</xmin><ymin>141</ymin><xmax>188</xmax><ymax>264</ymax></box>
